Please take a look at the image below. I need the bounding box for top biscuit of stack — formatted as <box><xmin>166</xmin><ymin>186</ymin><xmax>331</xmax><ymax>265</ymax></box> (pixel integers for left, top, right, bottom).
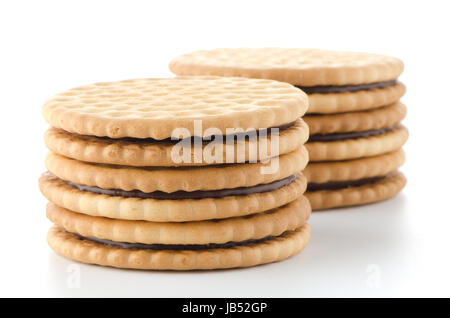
<box><xmin>169</xmin><ymin>48</ymin><xmax>405</xmax><ymax>114</ymax></box>
<box><xmin>43</xmin><ymin>76</ymin><xmax>307</xmax><ymax>138</ymax></box>
<box><xmin>43</xmin><ymin>76</ymin><xmax>309</xmax><ymax>166</ymax></box>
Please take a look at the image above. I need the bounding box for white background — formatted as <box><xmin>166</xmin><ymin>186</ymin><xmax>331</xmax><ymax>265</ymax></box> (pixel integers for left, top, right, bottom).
<box><xmin>1</xmin><ymin>0</ymin><xmax>449</xmax><ymax>297</ymax></box>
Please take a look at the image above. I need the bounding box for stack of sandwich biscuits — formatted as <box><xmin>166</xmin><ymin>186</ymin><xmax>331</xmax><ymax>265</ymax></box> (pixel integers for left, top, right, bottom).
<box><xmin>39</xmin><ymin>76</ymin><xmax>311</xmax><ymax>270</ymax></box>
<box><xmin>169</xmin><ymin>48</ymin><xmax>408</xmax><ymax>210</ymax></box>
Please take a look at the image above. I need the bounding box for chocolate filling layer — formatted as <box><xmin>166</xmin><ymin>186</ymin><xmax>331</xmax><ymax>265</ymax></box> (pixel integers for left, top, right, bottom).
<box><xmin>67</xmin><ymin>174</ymin><xmax>298</xmax><ymax>200</ymax></box>
<box><xmin>77</xmin><ymin>234</ymin><xmax>278</xmax><ymax>251</ymax></box>
<box><xmin>308</xmin><ymin>176</ymin><xmax>383</xmax><ymax>192</ymax></box>
<box><xmin>308</xmin><ymin>127</ymin><xmax>393</xmax><ymax>142</ymax></box>
<box><xmin>296</xmin><ymin>80</ymin><xmax>397</xmax><ymax>94</ymax></box>
<box><xmin>94</xmin><ymin>120</ymin><xmax>297</xmax><ymax>143</ymax></box>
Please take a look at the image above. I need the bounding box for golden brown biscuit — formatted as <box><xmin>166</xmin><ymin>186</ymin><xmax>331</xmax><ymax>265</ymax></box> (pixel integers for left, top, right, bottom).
<box><xmin>307</xmin><ymin>83</ymin><xmax>405</xmax><ymax>114</ymax></box>
<box><xmin>306</xmin><ymin>171</ymin><xmax>406</xmax><ymax>210</ymax></box>
<box><xmin>42</xmin><ymin>77</ymin><xmax>308</xmax><ymax>139</ymax></box>
<box><xmin>305</xmin><ymin>102</ymin><xmax>406</xmax><ymax>134</ymax></box>
<box><xmin>46</xmin><ymin>196</ymin><xmax>310</xmax><ymax>245</ymax></box>
<box><xmin>44</xmin><ymin>119</ymin><xmax>309</xmax><ymax>167</ymax></box>
<box><xmin>169</xmin><ymin>48</ymin><xmax>403</xmax><ymax>86</ymax></box>
<box><xmin>45</xmin><ymin>146</ymin><xmax>308</xmax><ymax>192</ymax></box>
<box><xmin>306</xmin><ymin>125</ymin><xmax>408</xmax><ymax>162</ymax></box>
<box><xmin>39</xmin><ymin>172</ymin><xmax>307</xmax><ymax>222</ymax></box>
<box><xmin>47</xmin><ymin>224</ymin><xmax>311</xmax><ymax>270</ymax></box>
<box><xmin>304</xmin><ymin>150</ymin><xmax>405</xmax><ymax>183</ymax></box>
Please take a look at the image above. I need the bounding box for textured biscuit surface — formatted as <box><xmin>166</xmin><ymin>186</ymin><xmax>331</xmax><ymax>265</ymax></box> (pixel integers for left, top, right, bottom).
<box><xmin>306</xmin><ymin>172</ymin><xmax>406</xmax><ymax>210</ymax></box>
<box><xmin>42</xmin><ymin>77</ymin><xmax>308</xmax><ymax>139</ymax></box>
<box><xmin>169</xmin><ymin>48</ymin><xmax>404</xmax><ymax>86</ymax></box>
<box><xmin>44</xmin><ymin>119</ymin><xmax>309</xmax><ymax>167</ymax></box>
<box><xmin>306</xmin><ymin>125</ymin><xmax>408</xmax><ymax>162</ymax></box>
<box><xmin>307</xmin><ymin>83</ymin><xmax>405</xmax><ymax>114</ymax></box>
<box><xmin>304</xmin><ymin>150</ymin><xmax>405</xmax><ymax>183</ymax></box>
<box><xmin>47</xmin><ymin>224</ymin><xmax>311</xmax><ymax>270</ymax></box>
<box><xmin>39</xmin><ymin>173</ymin><xmax>307</xmax><ymax>222</ymax></box>
<box><xmin>305</xmin><ymin>102</ymin><xmax>406</xmax><ymax>135</ymax></box>
<box><xmin>46</xmin><ymin>196</ymin><xmax>310</xmax><ymax>245</ymax></box>
<box><xmin>45</xmin><ymin>146</ymin><xmax>308</xmax><ymax>192</ymax></box>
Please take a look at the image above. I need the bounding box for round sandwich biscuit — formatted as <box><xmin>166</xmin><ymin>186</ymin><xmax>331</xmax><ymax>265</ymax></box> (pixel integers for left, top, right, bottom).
<box><xmin>305</xmin><ymin>102</ymin><xmax>407</xmax><ymax>135</ymax></box>
<box><xmin>47</xmin><ymin>223</ymin><xmax>311</xmax><ymax>270</ymax></box>
<box><xmin>306</xmin><ymin>82</ymin><xmax>405</xmax><ymax>114</ymax></box>
<box><xmin>42</xmin><ymin>76</ymin><xmax>308</xmax><ymax>140</ymax></box>
<box><xmin>304</xmin><ymin>149</ymin><xmax>405</xmax><ymax>184</ymax></box>
<box><xmin>39</xmin><ymin>171</ymin><xmax>308</xmax><ymax>222</ymax></box>
<box><xmin>44</xmin><ymin>119</ymin><xmax>309</xmax><ymax>167</ymax></box>
<box><xmin>169</xmin><ymin>48</ymin><xmax>404</xmax><ymax>114</ymax></box>
<box><xmin>169</xmin><ymin>48</ymin><xmax>404</xmax><ymax>86</ymax></box>
<box><xmin>46</xmin><ymin>196</ymin><xmax>311</xmax><ymax>245</ymax></box>
<box><xmin>305</xmin><ymin>171</ymin><xmax>406</xmax><ymax>210</ymax></box>
<box><xmin>306</xmin><ymin>125</ymin><xmax>408</xmax><ymax>162</ymax></box>
<box><xmin>45</xmin><ymin>146</ymin><xmax>308</xmax><ymax>193</ymax></box>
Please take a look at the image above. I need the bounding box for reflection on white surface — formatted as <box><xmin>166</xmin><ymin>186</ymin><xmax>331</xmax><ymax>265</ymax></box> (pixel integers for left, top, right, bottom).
<box><xmin>45</xmin><ymin>194</ymin><xmax>421</xmax><ymax>297</ymax></box>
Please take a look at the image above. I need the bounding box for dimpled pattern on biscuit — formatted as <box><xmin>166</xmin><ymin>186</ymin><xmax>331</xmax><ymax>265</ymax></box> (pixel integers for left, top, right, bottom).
<box><xmin>169</xmin><ymin>48</ymin><xmax>404</xmax><ymax>86</ymax></box>
<box><xmin>43</xmin><ymin>76</ymin><xmax>308</xmax><ymax>139</ymax></box>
